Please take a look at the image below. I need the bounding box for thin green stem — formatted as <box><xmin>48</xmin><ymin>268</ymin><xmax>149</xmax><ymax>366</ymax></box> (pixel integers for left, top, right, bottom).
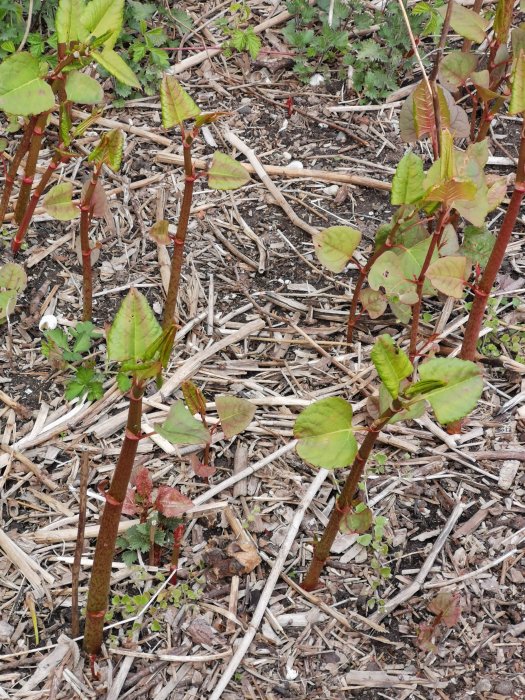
<box><xmin>84</xmin><ymin>379</ymin><xmax>144</xmax><ymax>656</ymax></box>
<box><xmin>301</xmin><ymin>399</ymin><xmax>403</xmax><ymax>592</ymax></box>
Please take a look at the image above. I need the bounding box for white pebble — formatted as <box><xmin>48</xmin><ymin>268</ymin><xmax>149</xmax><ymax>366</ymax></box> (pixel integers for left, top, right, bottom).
<box><xmin>39</xmin><ymin>314</ymin><xmax>58</xmax><ymax>331</ymax></box>
<box><xmin>288</xmin><ymin>160</ymin><xmax>303</xmax><ymax>169</ymax></box>
<box><xmin>309</xmin><ymin>73</ymin><xmax>325</xmax><ymax>87</ymax></box>
<box><xmin>323</xmin><ymin>185</ymin><xmax>339</xmax><ymax>196</ymax></box>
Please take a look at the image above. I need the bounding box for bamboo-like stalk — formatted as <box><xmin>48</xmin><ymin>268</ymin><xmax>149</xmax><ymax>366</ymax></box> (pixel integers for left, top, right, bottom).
<box><xmin>84</xmin><ymin>380</ymin><xmax>144</xmax><ymax>656</ymax></box>
<box><xmin>80</xmin><ymin>166</ymin><xmax>102</xmax><ymax>321</ymax></box>
<box><xmin>460</xmin><ymin>123</ymin><xmax>525</xmax><ymax>361</ymax></box>
<box><xmin>301</xmin><ymin>399</ymin><xmax>402</xmax><ymax>592</ymax></box>
<box><xmin>0</xmin><ymin>115</ymin><xmax>38</xmax><ymax>223</ymax></box>
<box><xmin>13</xmin><ymin>111</ymin><xmax>49</xmax><ymax>224</ymax></box>
<box><xmin>162</xmin><ymin>135</ymin><xmax>195</xmax><ymax>329</ymax></box>
<box><xmin>71</xmin><ymin>452</ymin><xmax>89</xmax><ymax>638</ymax></box>
<box><xmin>11</xmin><ymin>148</ymin><xmax>69</xmax><ymax>254</ymax></box>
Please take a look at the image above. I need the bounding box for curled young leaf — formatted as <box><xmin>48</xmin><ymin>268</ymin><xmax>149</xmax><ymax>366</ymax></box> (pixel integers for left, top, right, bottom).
<box><xmin>134</xmin><ymin>466</ymin><xmax>153</xmax><ymax>501</ymax></box>
<box><xmin>371</xmin><ymin>334</ymin><xmax>413</xmax><ymax>399</ymax></box>
<box><xmin>89</xmin><ymin>128</ymin><xmax>124</xmax><ymax>171</ymax></box>
<box><xmin>160</xmin><ymin>75</ymin><xmax>200</xmax><ymax>128</ymax></box>
<box><xmin>313</xmin><ymin>225</ymin><xmax>361</xmax><ymax>272</ymax></box>
<box><xmin>190</xmin><ymin>454</ymin><xmax>217</xmax><ymax>478</ymax></box>
<box><xmin>81</xmin><ymin>0</ymin><xmax>124</xmax><ymax>50</ymax></box>
<box><xmin>294</xmin><ymin>397</ymin><xmax>357</xmax><ymax>469</ymax></box>
<box><xmin>509</xmin><ymin>50</ymin><xmax>525</xmax><ymax>115</ymax></box>
<box><xmin>182</xmin><ymin>381</ymin><xmax>207</xmax><ymax>417</ymax></box>
<box><xmin>154</xmin><ymin>485</ymin><xmax>193</xmax><ymax>518</ymax></box>
<box><xmin>149</xmin><ymin>220</ymin><xmax>171</xmax><ymax>245</ymax></box>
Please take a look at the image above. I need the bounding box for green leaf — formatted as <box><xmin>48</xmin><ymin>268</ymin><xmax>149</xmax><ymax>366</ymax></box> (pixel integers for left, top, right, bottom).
<box><xmin>208</xmin><ymin>151</ymin><xmax>250</xmax><ymax>190</ymax></box>
<box><xmin>155</xmin><ymin>401</ymin><xmax>210</xmax><ymax>444</ymax></box>
<box><xmin>92</xmin><ymin>48</ymin><xmax>141</xmax><ymax>89</ymax></box>
<box><xmin>399</xmin><ymin>82</ymin><xmax>469</xmax><ymax>142</ymax></box>
<box><xmin>0</xmin><ymin>53</ymin><xmax>54</xmax><ymax>116</ymax></box>
<box><xmin>440</xmin><ymin>224</ymin><xmax>459</xmax><ymax>255</ymax></box>
<box><xmin>437</xmin><ymin>1</ymin><xmax>488</xmax><ymax>43</ymax></box>
<box><xmin>426</xmin><ymin>256</ymin><xmax>468</xmax><ymax>298</ymax></box>
<box><xmin>438</xmin><ymin>51</ymin><xmax>477</xmax><ymax>91</ymax></box>
<box><xmin>216</xmin><ymin>395</ymin><xmax>256</xmax><ymax>438</ymax></box>
<box><xmin>42</xmin><ymin>182</ymin><xmax>80</xmax><ymax>220</ymax></box>
<box><xmin>65</xmin><ymin>70</ymin><xmax>103</xmax><ymax>104</ymax></box>
<box><xmin>340</xmin><ymin>503</ymin><xmax>373</xmax><ymax>535</ymax></box>
<box><xmin>0</xmin><ymin>263</ymin><xmax>27</xmax><ymax>292</ymax></box>
<box><xmin>181</xmin><ymin>381</ymin><xmax>207</xmax><ymax>416</ymax></box>
<box><xmin>425</xmin><ymin>178</ymin><xmax>477</xmax><ymax>206</ymax></box>
<box><xmin>294</xmin><ymin>397</ymin><xmax>357</xmax><ymax>470</ymax></box>
<box><xmin>149</xmin><ymin>220</ymin><xmax>170</xmax><ymax>245</ymax></box>
<box><xmin>81</xmin><ymin>0</ymin><xmax>124</xmax><ymax>49</ymax></box>
<box><xmin>391</xmin><ymin>152</ymin><xmax>425</xmax><ymax>205</ymax></box>
<box><xmin>56</xmin><ymin>0</ymin><xmax>87</xmax><ymax>45</ymax></box>
<box><xmin>313</xmin><ymin>226</ymin><xmax>361</xmax><ymax>273</ymax></box>
<box><xmin>160</xmin><ymin>75</ymin><xmax>200</xmax><ymax>128</ymax></box>
<box><xmin>400</xmin><ymin>237</ymin><xmax>437</xmax><ymax>295</ymax></box>
<box><xmin>244</xmin><ymin>28</ymin><xmax>262</xmax><ymax>59</ymax></box>
<box><xmin>89</xmin><ymin>128</ymin><xmax>124</xmax><ymax>170</ymax></box>
<box><xmin>371</xmin><ymin>334</ymin><xmax>413</xmax><ymax>399</ymax></box>
<box><xmin>460</xmin><ymin>225</ymin><xmax>495</xmax><ymax>268</ymax></box>
<box><xmin>417</xmin><ymin>358</ymin><xmax>483</xmax><ymax>424</ymax></box>
<box><xmin>379</xmin><ymin>383</ymin><xmax>426</xmax><ymax>424</ymax></box>
<box><xmin>360</xmin><ymin>288</ymin><xmax>387</xmax><ymax>319</ymax></box>
<box><xmin>368</xmin><ymin>251</ymin><xmax>418</xmax><ymax>304</ymax></box>
<box><xmin>509</xmin><ymin>50</ymin><xmax>525</xmax><ymax>115</ymax></box>
<box><xmin>0</xmin><ymin>291</ymin><xmax>17</xmax><ymax>324</ymax></box>
<box><xmin>107</xmin><ymin>288</ymin><xmax>162</xmax><ymax>362</ymax></box>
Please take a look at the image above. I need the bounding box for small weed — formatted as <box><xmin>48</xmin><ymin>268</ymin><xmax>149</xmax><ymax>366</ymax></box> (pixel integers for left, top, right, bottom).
<box><xmin>216</xmin><ymin>2</ymin><xmax>262</xmax><ymax>60</ymax></box>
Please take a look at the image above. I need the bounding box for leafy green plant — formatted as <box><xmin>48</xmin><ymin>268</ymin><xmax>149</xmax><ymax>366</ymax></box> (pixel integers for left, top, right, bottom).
<box><xmin>283</xmin><ymin>0</ymin><xmax>427</xmax><ymax>99</ymax></box>
<box><xmin>216</xmin><ymin>2</ymin><xmax>262</xmax><ymax>60</ymax></box>
<box><xmin>0</xmin><ymin>262</ymin><xmax>27</xmax><ymax>324</ymax></box>
<box><xmin>294</xmin><ymin>334</ymin><xmax>483</xmax><ymax>590</ymax></box>
<box><xmin>0</xmin><ymin>0</ymin><xmax>139</xmax><ymax>255</ymax></box>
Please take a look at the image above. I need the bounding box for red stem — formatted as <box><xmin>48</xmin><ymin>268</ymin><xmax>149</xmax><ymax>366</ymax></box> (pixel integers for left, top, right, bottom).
<box><xmin>13</xmin><ymin>112</ymin><xmax>50</xmax><ymax>224</ymax></box>
<box><xmin>301</xmin><ymin>399</ymin><xmax>402</xmax><ymax>592</ymax></box>
<box><xmin>0</xmin><ymin>116</ymin><xmax>38</xmax><ymax>223</ymax></box>
<box><xmin>162</xmin><ymin>136</ymin><xmax>195</xmax><ymax>329</ymax></box>
<box><xmin>11</xmin><ymin>148</ymin><xmax>69</xmax><ymax>254</ymax></box>
<box><xmin>84</xmin><ymin>380</ymin><xmax>144</xmax><ymax>656</ymax></box>
<box><xmin>460</xmin><ymin>123</ymin><xmax>525</xmax><ymax>360</ymax></box>
<box><xmin>346</xmin><ymin>244</ymin><xmax>387</xmax><ymax>343</ymax></box>
<box><xmin>169</xmin><ymin>523</ymin><xmax>185</xmax><ymax>585</ymax></box>
<box><xmin>80</xmin><ymin>166</ymin><xmax>102</xmax><ymax>321</ymax></box>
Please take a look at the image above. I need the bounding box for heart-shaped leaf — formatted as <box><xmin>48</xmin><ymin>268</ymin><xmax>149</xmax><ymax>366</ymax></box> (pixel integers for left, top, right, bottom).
<box><xmin>313</xmin><ymin>225</ymin><xmax>361</xmax><ymax>272</ymax></box>
<box><xmin>0</xmin><ymin>53</ymin><xmax>54</xmax><ymax>116</ymax></box>
<box><xmin>369</xmin><ymin>251</ymin><xmax>418</xmax><ymax>304</ymax></box>
<box><xmin>437</xmin><ymin>1</ymin><xmax>488</xmax><ymax>43</ymax></box>
<box><xmin>426</xmin><ymin>256</ymin><xmax>468</xmax><ymax>298</ymax></box>
<box><xmin>208</xmin><ymin>151</ymin><xmax>250</xmax><ymax>190</ymax></box>
<box><xmin>160</xmin><ymin>75</ymin><xmax>200</xmax><ymax>128</ymax></box>
<box><xmin>371</xmin><ymin>334</ymin><xmax>413</xmax><ymax>399</ymax></box>
<box><xmin>107</xmin><ymin>288</ymin><xmax>162</xmax><ymax>362</ymax></box>
<box><xmin>438</xmin><ymin>51</ymin><xmax>478</xmax><ymax>90</ymax></box>
<box><xmin>190</xmin><ymin>454</ymin><xmax>217</xmax><ymax>478</ymax></box>
<box><xmin>216</xmin><ymin>395</ymin><xmax>256</xmax><ymax>438</ymax></box>
<box><xmin>417</xmin><ymin>357</ymin><xmax>483</xmax><ymax>424</ymax></box>
<box><xmin>294</xmin><ymin>397</ymin><xmax>357</xmax><ymax>469</ymax></box>
<box><xmin>0</xmin><ymin>263</ymin><xmax>27</xmax><ymax>292</ymax></box>
<box><xmin>340</xmin><ymin>502</ymin><xmax>374</xmax><ymax>535</ymax></box>
<box><xmin>155</xmin><ymin>401</ymin><xmax>210</xmax><ymax>445</ymax></box>
<box><xmin>42</xmin><ymin>182</ymin><xmax>80</xmax><ymax>221</ymax></box>
<box><xmin>65</xmin><ymin>71</ymin><xmax>104</xmax><ymax>104</ymax></box>
<box><xmin>360</xmin><ymin>288</ymin><xmax>387</xmax><ymax>319</ymax></box>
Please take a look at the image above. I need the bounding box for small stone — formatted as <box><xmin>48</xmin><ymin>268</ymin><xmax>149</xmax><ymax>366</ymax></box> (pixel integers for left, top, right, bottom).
<box><xmin>322</xmin><ymin>185</ymin><xmax>339</xmax><ymax>197</ymax></box>
<box><xmin>495</xmin><ymin>680</ymin><xmax>513</xmax><ymax>695</ymax></box>
<box><xmin>475</xmin><ymin>679</ymin><xmax>491</xmax><ymax>693</ymax></box>
<box><xmin>309</xmin><ymin>73</ymin><xmax>325</xmax><ymax>87</ymax></box>
<box><xmin>498</xmin><ymin>460</ymin><xmax>520</xmax><ymax>490</ymax></box>
<box><xmin>288</xmin><ymin>160</ymin><xmax>303</xmax><ymax>170</ymax></box>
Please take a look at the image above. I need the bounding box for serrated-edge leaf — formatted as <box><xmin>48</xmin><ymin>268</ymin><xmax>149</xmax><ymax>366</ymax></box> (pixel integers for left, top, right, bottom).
<box><xmin>42</xmin><ymin>182</ymin><xmax>80</xmax><ymax>221</ymax></box>
<box><xmin>154</xmin><ymin>401</ymin><xmax>210</xmax><ymax>445</ymax></box>
<box><xmin>294</xmin><ymin>397</ymin><xmax>357</xmax><ymax>469</ymax></box>
<box><xmin>391</xmin><ymin>152</ymin><xmax>425</xmax><ymax>205</ymax></box>
<box><xmin>160</xmin><ymin>75</ymin><xmax>200</xmax><ymax>127</ymax></box>
<box><xmin>81</xmin><ymin>0</ymin><xmax>124</xmax><ymax>49</ymax></box>
<box><xmin>371</xmin><ymin>334</ymin><xmax>413</xmax><ymax>399</ymax></box>
<box><xmin>208</xmin><ymin>151</ymin><xmax>250</xmax><ymax>190</ymax></box>
<box><xmin>56</xmin><ymin>0</ymin><xmax>86</xmax><ymax>44</ymax></box>
<box><xmin>313</xmin><ymin>226</ymin><xmax>362</xmax><ymax>272</ymax></box>
<box><xmin>216</xmin><ymin>395</ymin><xmax>256</xmax><ymax>438</ymax></box>
<box><xmin>107</xmin><ymin>288</ymin><xmax>162</xmax><ymax>362</ymax></box>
